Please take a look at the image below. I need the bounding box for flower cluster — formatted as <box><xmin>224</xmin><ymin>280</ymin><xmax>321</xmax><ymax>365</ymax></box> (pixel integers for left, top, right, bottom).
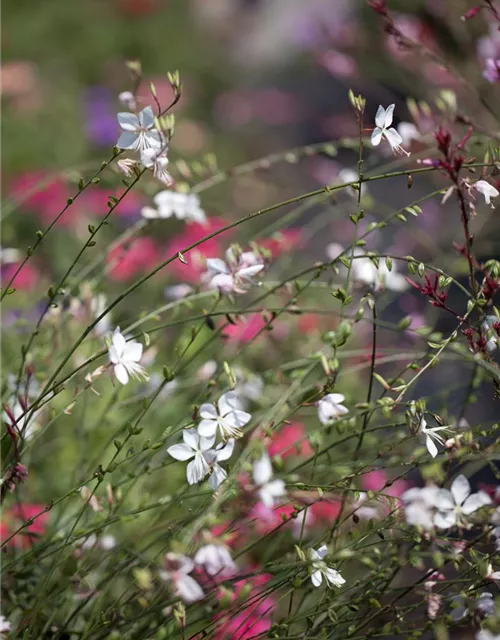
<box><xmin>204</xmin><ymin>247</ymin><xmax>266</xmax><ymax>295</ymax></box>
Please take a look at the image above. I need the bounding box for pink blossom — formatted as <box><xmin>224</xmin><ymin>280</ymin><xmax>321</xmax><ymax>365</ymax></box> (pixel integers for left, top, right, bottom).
<box><xmin>223</xmin><ymin>315</ymin><xmax>267</xmax><ymax>344</ymax></box>
<box><xmin>8</xmin><ymin>171</ymin><xmax>71</xmax><ymax>226</ymax></box>
<box><xmin>1</xmin><ymin>503</ymin><xmax>49</xmax><ymax>549</ymax></box>
<box><xmin>267</xmin><ymin>423</ymin><xmax>313</xmax><ymax>459</ymax></box>
<box><xmin>248</xmin><ymin>502</ymin><xmax>295</xmax><ymax>536</ymax></box>
<box><xmin>1</xmin><ymin>262</ymin><xmax>39</xmax><ymax>290</ymax></box>
<box><xmin>106</xmin><ymin>237</ymin><xmax>159</xmax><ymax>282</ymax></box>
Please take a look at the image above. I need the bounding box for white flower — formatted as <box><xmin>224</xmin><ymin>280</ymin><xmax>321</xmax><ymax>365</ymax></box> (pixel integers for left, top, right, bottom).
<box><xmin>371</xmin><ymin>104</ymin><xmax>408</xmax><ymax>155</ymax></box>
<box><xmin>252</xmin><ymin>451</ymin><xmax>286</xmax><ymax>507</ymax></box>
<box><xmin>164</xmin><ymin>284</ymin><xmax>194</xmax><ymax>300</ymax></box>
<box><xmin>317</xmin><ymin>393</ymin><xmax>349</xmax><ymax>425</ymax></box>
<box><xmin>418</xmin><ymin>417</ymin><xmax>452</xmax><ymax>458</ymax></box>
<box><xmin>194</xmin><ymin>544</ymin><xmax>236</xmax><ymax>576</ymax></box>
<box><xmin>205</xmin><ymin>249</ymin><xmax>265</xmax><ymax>295</ymax></box>
<box><xmin>434</xmin><ymin>475</ymin><xmax>492</xmax><ymax>529</ymax></box>
<box><xmin>116</xmin><ymin>106</ymin><xmax>163</xmax><ymax>151</ymax></box>
<box><xmin>160</xmin><ymin>553</ymin><xmax>204</xmax><ymax>603</ymax></box>
<box><xmin>337</xmin><ymin>169</ymin><xmax>366</xmax><ymax>198</ymax></box>
<box><xmin>0</xmin><ymin>615</ymin><xmax>11</xmax><ymax>633</ymax></box>
<box><xmin>486</xmin><ymin>563</ymin><xmax>500</xmax><ymax>583</ymax></box>
<box><xmin>142</xmin><ymin>190</ymin><xmax>206</xmax><ymax>224</ymax></box>
<box><xmin>401</xmin><ymin>486</ymin><xmax>440</xmax><ymax>530</ymax></box>
<box><xmin>477</xmin><ymin>631</ymin><xmax>500</xmax><ymax>640</ymax></box>
<box><xmin>108</xmin><ymin>327</ymin><xmax>148</xmax><ymax>385</ymax></box>
<box><xmin>116</xmin><ymin>157</ymin><xmax>138</xmax><ymax>178</ymax></box>
<box><xmin>309</xmin><ymin>545</ymin><xmax>345</xmax><ymax>588</ymax></box>
<box><xmin>205</xmin><ymin>439</ymin><xmax>235</xmax><ymax>489</ymax></box>
<box><xmin>352</xmin><ymin>253</ymin><xmax>408</xmax><ymax>292</ymax></box>
<box><xmin>140</xmin><ymin>149</ymin><xmax>173</xmax><ymax>186</ymax></box>
<box><xmin>167</xmin><ymin>428</ymin><xmax>215</xmax><ymax>485</ymax></box>
<box><xmin>450</xmin><ymin>591</ymin><xmax>495</xmax><ymax>621</ymax></box>
<box><xmin>198</xmin><ymin>391</ymin><xmax>251</xmax><ymax>441</ymax></box>
<box><xmin>474</xmin><ymin>180</ymin><xmax>499</xmax><ymax>207</ymax></box>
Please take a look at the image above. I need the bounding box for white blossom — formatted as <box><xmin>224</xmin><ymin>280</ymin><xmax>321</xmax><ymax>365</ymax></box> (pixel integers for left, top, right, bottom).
<box><xmin>473</xmin><ymin>180</ymin><xmax>499</xmax><ymax>207</ymax></box>
<box><xmin>434</xmin><ymin>475</ymin><xmax>491</xmax><ymax>529</ymax></box>
<box><xmin>351</xmin><ymin>252</ymin><xmax>408</xmax><ymax>292</ymax></box>
<box><xmin>401</xmin><ymin>486</ymin><xmax>440</xmax><ymax>530</ymax></box>
<box><xmin>418</xmin><ymin>417</ymin><xmax>452</xmax><ymax>458</ymax></box>
<box><xmin>317</xmin><ymin>393</ymin><xmax>349</xmax><ymax>425</ymax></box>
<box><xmin>0</xmin><ymin>616</ymin><xmax>11</xmax><ymax>633</ymax></box>
<box><xmin>205</xmin><ymin>439</ymin><xmax>235</xmax><ymax>489</ymax></box>
<box><xmin>194</xmin><ymin>544</ymin><xmax>236</xmax><ymax>576</ymax></box>
<box><xmin>309</xmin><ymin>545</ymin><xmax>346</xmax><ymax>588</ymax></box>
<box><xmin>252</xmin><ymin>451</ymin><xmax>286</xmax><ymax>507</ymax></box>
<box><xmin>450</xmin><ymin>592</ymin><xmax>495</xmax><ymax>621</ymax></box>
<box><xmin>164</xmin><ymin>284</ymin><xmax>194</xmax><ymax>300</ymax></box>
<box><xmin>142</xmin><ymin>190</ymin><xmax>206</xmax><ymax>224</ymax></box>
<box><xmin>107</xmin><ymin>327</ymin><xmax>148</xmax><ymax>385</ymax></box>
<box><xmin>116</xmin><ymin>106</ymin><xmax>163</xmax><ymax>151</ymax></box>
<box><xmin>140</xmin><ymin>149</ymin><xmax>173</xmax><ymax>186</ymax></box>
<box><xmin>371</xmin><ymin>104</ymin><xmax>408</xmax><ymax>155</ymax></box>
<box><xmin>198</xmin><ymin>391</ymin><xmax>251</xmax><ymax>440</ymax></box>
<box><xmin>205</xmin><ymin>249</ymin><xmax>264</xmax><ymax>295</ymax></box>
<box><xmin>118</xmin><ymin>91</ymin><xmax>136</xmax><ymax>111</ymax></box>
<box><xmin>160</xmin><ymin>553</ymin><xmax>204</xmax><ymax>604</ymax></box>
<box><xmin>167</xmin><ymin>428</ymin><xmax>215</xmax><ymax>485</ymax></box>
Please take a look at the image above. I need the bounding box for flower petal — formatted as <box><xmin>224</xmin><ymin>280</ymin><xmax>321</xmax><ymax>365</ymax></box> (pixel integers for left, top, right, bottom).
<box><xmin>139</xmin><ymin>106</ymin><xmax>155</xmax><ymax>128</ymax></box>
<box><xmin>425</xmin><ymin>434</ymin><xmax>439</xmax><ymax>458</ymax></box>
<box><xmin>208</xmin><ymin>464</ymin><xmax>227</xmax><ymax>490</ymax></box>
<box><xmin>383</xmin><ymin>103</ymin><xmax>395</xmax><ymax>128</ymax></box>
<box><xmin>316</xmin><ymin>545</ymin><xmax>328</xmax><ymax>559</ymax></box>
<box><xmin>117</xmin><ymin>112</ymin><xmax>139</xmax><ymax>131</ymax></box>
<box><xmin>168</xmin><ymin>443</ymin><xmax>195</xmax><ymax>461</ymax></box>
<box><xmin>114</xmin><ymin>363</ymin><xmax>129</xmax><ymax>385</ymax></box>
<box><xmin>374</xmin><ymin>105</ymin><xmax>386</xmax><ymax>129</ymax></box>
<box><xmin>186</xmin><ymin>455</ymin><xmax>209</xmax><ymax>484</ymax></box>
<box><xmin>370</xmin><ymin>128</ymin><xmax>383</xmax><ymax>146</ymax></box>
<box><xmin>182</xmin><ymin>428</ymin><xmax>199</xmax><ymax>450</ymax></box>
<box><xmin>384</xmin><ymin>127</ymin><xmax>404</xmax><ymax>150</ymax></box>
<box><xmin>434</xmin><ymin>510</ymin><xmax>456</xmax><ymax>529</ymax></box>
<box><xmin>253</xmin><ymin>452</ymin><xmax>273</xmax><ymax>485</ymax></box>
<box><xmin>311</xmin><ymin>569</ymin><xmax>323</xmax><ymax>587</ymax></box>
<box><xmin>116</xmin><ymin>131</ymin><xmax>140</xmax><ymax>150</ymax></box>
<box><xmin>215</xmin><ymin>438</ymin><xmax>235</xmax><ymax>462</ymax></box>
<box><xmin>123</xmin><ymin>340</ymin><xmax>143</xmax><ymax>363</ymax></box>
<box><xmin>199</xmin><ymin>403</ymin><xmax>218</xmax><ymax>420</ymax></box>
<box><xmin>451</xmin><ymin>475</ymin><xmax>471</xmax><ymax>506</ymax></box>
<box><xmin>324</xmin><ymin>568</ymin><xmax>346</xmax><ymax>588</ymax></box>
<box><xmin>198</xmin><ymin>419</ymin><xmax>217</xmax><ymax>438</ymax></box>
<box><xmin>206</xmin><ymin>258</ymin><xmax>229</xmax><ymax>275</ymax></box>
<box><xmin>461</xmin><ymin>491</ymin><xmax>492</xmax><ymax>515</ymax></box>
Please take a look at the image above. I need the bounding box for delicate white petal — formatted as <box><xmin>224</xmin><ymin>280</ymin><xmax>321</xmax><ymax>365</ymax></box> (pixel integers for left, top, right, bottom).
<box><xmin>316</xmin><ymin>545</ymin><xmax>328</xmax><ymax>559</ymax></box>
<box><xmin>384</xmin><ymin>127</ymin><xmax>404</xmax><ymax>150</ymax></box>
<box><xmin>206</xmin><ymin>258</ymin><xmax>229</xmax><ymax>275</ymax></box>
<box><xmin>197</xmin><ymin>419</ymin><xmax>217</xmax><ymax>438</ymax></box>
<box><xmin>218</xmin><ymin>391</ymin><xmax>242</xmax><ymax>417</ymax></box>
<box><xmin>435</xmin><ymin>488</ymin><xmax>455</xmax><ymax>511</ymax></box>
<box><xmin>186</xmin><ymin>455</ymin><xmax>209</xmax><ymax>484</ymax></box>
<box><xmin>108</xmin><ymin>345</ymin><xmax>121</xmax><ymax>364</ymax></box>
<box><xmin>199</xmin><ymin>403</ymin><xmax>218</xmax><ymax>420</ymax></box>
<box><xmin>451</xmin><ymin>475</ymin><xmax>471</xmax><ymax>506</ymax></box>
<box><xmin>237</xmin><ymin>264</ymin><xmax>264</xmax><ymax>279</ymax></box>
<box><xmin>311</xmin><ymin>570</ymin><xmax>323</xmax><ymax>587</ymax></box>
<box><xmin>117</xmin><ymin>112</ymin><xmax>140</xmax><ymax>131</ymax></box>
<box><xmin>324</xmin><ymin>568</ymin><xmax>346</xmax><ymax>588</ymax></box>
<box><xmin>374</xmin><ymin>105</ymin><xmax>386</xmax><ymax>129</ymax></box>
<box><xmin>462</xmin><ymin>491</ymin><xmax>492</xmax><ymax>515</ymax></box>
<box><xmin>112</xmin><ymin>329</ymin><xmax>127</xmax><ymax>355</ymax></box>
<box><xmin>168</xmin><ymin>443</ymin><xmax>195</xmax><ymax>461</ymax></box>
<box><xmin>225</xmin><ymin>409</ymin><xmax>251</xmax><ymax>428</ymax></box>
<box><xmin>139</xmin><ymin>106</ymin><xmax>155</xmax><ymax>128</ymax></box>
<box><xmin>434</xmin><ymin>510</ymin><xmax>456</xmax><ymax>529</ymax></box>
<box><xmin>176</xmin><ymin>574</ymin><xmax>204</xmax><ymax>603</ymax></box>
<box><xmin>123</xmin><ymin>340</ymin><xmax>143</xmax><ymax>363</ymax></box>
<box><xmin>425</xmin><ymin>434</ymin><xmax>439</xmax><ymax>458</ymax></box>
<box><xmin>215</xmin><ymin>439</ymin><xmax>235</xmax><ymax>462</ymax></box>
<box><xmin>208</xmin><ymin>464</ymin><xmax>227</xmax><ymax>489</ymax></box>
<box><xmin>253</xmin><ymin>452</ymin><xmax>273</xmax><ymax>485</ymax></box>
<box><xmin>266</xmin><ymin>479</ymin><xmax>286</xmax><ymax>498</ymax></box>
<box><xmin>329</xmin><ymin>393</ymin><xmax>345</xmax><ymax>404</ymax></box>
<box><xmin>182</xmin><ymin>428</ymin><xmax>199</xmax><ymax>450</ymax></box>
<box><xmin>114</xmin><ymin>363</ymin><xmax>129</xmax><ymax>385</ymax></box>
<box><xmin>383</xmin><ymin>104</ymin><xmax>395</xmax><ymax>128</ymax></box>
<box><xmin>116</xmin><ymin>131</ymin><xmax>140</xmax><ymax>150</ymax></box>
<box><xmin>199</xmin><ymin>434</ymin><xmax>216</xmax><ymax>451</ymax></box>
<box><xmin>370</xmin><ymin>128</ymin><xmax>383</xmax><ymax>146</ymax></box>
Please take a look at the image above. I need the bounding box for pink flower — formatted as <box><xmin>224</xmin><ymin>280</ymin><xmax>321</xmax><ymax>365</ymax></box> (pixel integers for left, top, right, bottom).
<box><xmin>260</xmin><ymin>229</ymin><xmax>302</xmax><ymax>257</ymax></box>
<box><xmin>164</xmin><ymin>218</ymin><xmax>231</xmax><ymax>282</ymax></box>
<box><xmin>1</xmin><ymin>262</ymin><xmax>39</xmax><ymax>290</ymax></box>
<box><xmin>106</xmin><ymin>237</ymin><xmax>159</xmax><ymax>281</ymax></box>
<box><xmin>267</xmin><ymin>423</ymin><xmax>313</xmax><ymax>459</ymax></box>
<box><xmin>8</xmin><ymin>171</ymin><xmax>71</xmax><ymax>226</ymax></box>
<box><xmin>248</xmin><ymin>502</ymin><xmax>295</xmax><ymax>536</ymax></box>
<box><xmin>1</xmin><ymin>503</ymin><xmax>49</xmax><ymax>548</ymax></box>
<box><xmin>223</xmin><ymin>315</ymin><xmax>267</xmax><ymax>344</ymax></box>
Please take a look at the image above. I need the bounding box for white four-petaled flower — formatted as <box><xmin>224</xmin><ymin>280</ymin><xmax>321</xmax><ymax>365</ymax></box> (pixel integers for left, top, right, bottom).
<box><xmin>473</xmin><ymin>180</ymin><xmax>499</xmax><ymax>208</ymax></box>
<box><xmin>252</xmin><ymin>451</ymin><xmax>286</xmax><ymax>507</ymax></box>
<box><xmin>371</xmin><ymin>104</ymin><xmax>408</xmax><ymax>155</ymax></box>
<box><xmin>167</xmin><ymin>428</ymin><xmax>215</xmax><ymax>485</ymax></box>
<box><xmin>160</xmin><ymin>553</ymin><xmax>204</xmax><ymax>603</ymax></box>
<box><xmin>108</xmin><ymin>327</ymin><xmax>148</xmax><ymax>385</ymax></box>
<box><xmin>205</xmin><ymin>249</ymin><xmax>264</xmax><ymax>295</ymax></box>
<box><xmin>418</xmin><ymin>417</ymin><xmax>452</xmax><ymax>458</ymax></box>
<box><xmin>140</xmin><ymin>148</ymin><xmax>173</xmax><ymax>186</ymax></box>
<box><xmin>434</xmin><ymin>474</ymin><xmax>491</xmax><ymax>529</ymax></box>
<box><xmin>198</xmin><ymin>391</ymin><xmax>251</xmax><ymax>441</ymax></box>
<box><xmin>309</xmin><ymin>545</ymin><xmax>346</xmax><ymax>588</ymax></box>
<box><xmin>142</xmin><ymin>190</ymin><xmax>206</xmax><ymax>224</ymax></box>
<box><xmin>116</xmin><ymin>106</ymin><xmax>163</xmax><ymax>151</ymax></box>
<box><xmin>317</xmin><ymin>393</ymin><xmax>349</xmax><ymax>425</ymax></box>
<box><xmin>194</xmin><ymin>544</ymin><xmax>236</xmax><ymax>576</ymax></box>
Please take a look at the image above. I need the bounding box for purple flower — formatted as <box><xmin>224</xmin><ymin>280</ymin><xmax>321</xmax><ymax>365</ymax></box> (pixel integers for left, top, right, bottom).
<box><xmin>84</xmin><ymin>86</ymin><xmax>119</xmax><ymax>146</ymax></box>
<box><xmin>483</xmin><ymin>59</ymin><xmax>500</xmax><ymax>84</ymax></box>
